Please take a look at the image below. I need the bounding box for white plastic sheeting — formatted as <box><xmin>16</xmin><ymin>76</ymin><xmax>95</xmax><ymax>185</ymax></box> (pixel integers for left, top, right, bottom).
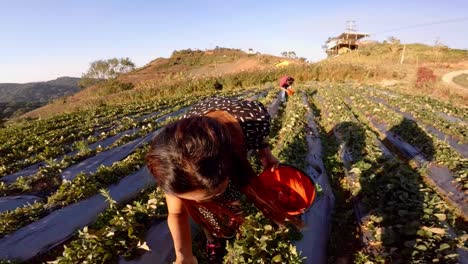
<box><xmin>247</xmin><ymin>90</ymin><xmax>269</xmax><ymax>101</ymax></box>
<box><xmin>88</xmin><ymin>128</ymin><xmax>141</xmax><ymax>150</ymax></box>
<box><xmin>0</xmin><ymin>167</ymin><xmax>156</xmax><ymax>261</ymax></box>
<box><xmin>294</xmin><ymin>94</ymin><xmax>334</xmax><ymax>264</ymax></box>
<box><xmin>0</xmin><ymin>129</ymin><xmax>139</xmax><ymax>184</ymax></box>
<box><xmin>61</xmin><ymin>132</ymin><xmax>153</xmax><ymax>181</ymax></box>
<box><xmin>383</xmin><ymin>127</ymin><xmax>467</xmax><ymax>216</ymax></box>
<box><xmin>365</xmin><ymin>95</ymin><xmax>467</xmax><ymax>158</ymax></box>
<box><xmin>0</xmin><ymin>195</ymin><xmax>44</xmax><ymax>213</ymax></box>
<box><xmin>1</xmin><ymin>163</ymin><xmax>44</xmax><ymax>184</ymax></box>
<box><xmin>118</xmin><ymin>220</ymin><xmax>200</xmax><ymax>264</ymax></box>
<box><xmin>60</xmin><ymin>106</ymin><xmax>190</xmax><ymax>181</ymax></box>
<box><xmin>1</xmin><ymin>107</ymin><xmax>179</xmax><ymax>184</ymax></box>
<box><xmin>367</xmin><ymin>117</ymin><xmax>467</xmax><ymax>217</ymax></box>
<box><xmin>267</xmin><ymin>91</ymin><xmax>283</xmax><ymax>119</ymax></box>
<box><xmin>119</xmin><ymin>220</ymin><xmax>175</xmax><ymax>264</ymax></box>
<box><xmin>436</xmin><ymin>112</ymin><xmax>468</xmax><ymax>126</ymax></box>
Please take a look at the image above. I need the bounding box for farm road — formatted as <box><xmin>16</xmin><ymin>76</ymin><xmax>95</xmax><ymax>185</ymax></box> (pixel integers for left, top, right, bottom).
<box><xmin>442</xmin><ymin>69</ymin><xmax>468</xmax><ymax>88</ymax></box>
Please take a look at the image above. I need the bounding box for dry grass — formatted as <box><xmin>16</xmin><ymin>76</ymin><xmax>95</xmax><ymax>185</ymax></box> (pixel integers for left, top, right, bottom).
<box><xmin>328</xmin><ymin>42</ymin><xmax>468</xmax><ymax>107</ymax></box>
<box><xmin>382</xmin><ymin>81</ymin><xmax>468</xmax><ymax>108</ymax></box>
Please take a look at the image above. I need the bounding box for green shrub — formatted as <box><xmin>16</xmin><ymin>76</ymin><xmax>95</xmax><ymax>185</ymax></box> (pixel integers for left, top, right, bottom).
<box><xmin>97</xmin><ymin>79</ymin><xmax>134</xmax><ymax>96</ymax></box>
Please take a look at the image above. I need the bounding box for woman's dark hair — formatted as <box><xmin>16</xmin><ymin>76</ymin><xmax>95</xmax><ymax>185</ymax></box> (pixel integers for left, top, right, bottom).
<box><xmin>146</xmin><ymin>116</ymin><xmax>235</xmax><ymax>195</ymax></box>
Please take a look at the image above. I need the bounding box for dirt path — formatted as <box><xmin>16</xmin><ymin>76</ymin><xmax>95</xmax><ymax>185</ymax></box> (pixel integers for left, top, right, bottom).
<box><xmin>441</xmin><ymin>69</ymin><xmax>468</xmax><ymax>88</ymax></box>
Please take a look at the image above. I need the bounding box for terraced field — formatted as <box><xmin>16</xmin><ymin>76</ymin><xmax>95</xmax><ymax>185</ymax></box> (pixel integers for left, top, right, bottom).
<box><xmin>0</xmin><ymin>82</ymin><xmax>466</xmax><ymax>264</ymax></box>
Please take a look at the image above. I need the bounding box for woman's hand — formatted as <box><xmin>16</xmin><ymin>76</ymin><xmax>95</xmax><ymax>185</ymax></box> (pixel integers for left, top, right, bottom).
<box><xmin>174</xmin><ymin>256</ymin><xmax>198</xmax><ymax>264</ymax></box>
<box><xmin>259</xmin><ymin>147</ymin><xmax>280</xmax><ymax>172</ymax></box>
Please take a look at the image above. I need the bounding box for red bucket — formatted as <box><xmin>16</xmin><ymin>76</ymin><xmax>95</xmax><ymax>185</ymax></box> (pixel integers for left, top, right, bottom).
<box><xmin>258</xmin><ymin>164</ymin><xmax>316</xmax><ymax>215</ymax></box>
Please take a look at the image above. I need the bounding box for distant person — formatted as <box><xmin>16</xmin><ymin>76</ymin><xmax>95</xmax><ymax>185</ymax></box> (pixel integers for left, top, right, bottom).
<box><xmin>279</xmin><ymin>76</ymin><xmax>295</xmax><ymax>101</ymax></box>
<box><xmin>146</xmin><ymin>97</ymin><xmax>300</xmax><ymax>264</ymax></box>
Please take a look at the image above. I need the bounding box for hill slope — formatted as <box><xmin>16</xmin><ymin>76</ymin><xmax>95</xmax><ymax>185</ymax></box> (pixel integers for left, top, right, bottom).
<box><xmin>21</xmin><ymin>48</ymin><xmax>302</xmax><ymax>119</ymax></box>
<box><xmin>324</xmin><ymin>42</ymin><xmax>468</xmax><ymax>105</ymax></box>
<box><xmin>0</xmin><ymin>77</ymin><xmax>80</xmax><ymax>120</ymax></box>
<box><xmin>0</xmin><ymin>77</ymin><xmax>80</xmax><ymax>103</ymax></box>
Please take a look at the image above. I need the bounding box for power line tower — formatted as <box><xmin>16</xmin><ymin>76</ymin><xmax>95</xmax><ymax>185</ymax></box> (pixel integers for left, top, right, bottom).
<box><xmin>346</xmin><ymin>20</ymin><xmax>357</xmax><ymax>32</ymax></box>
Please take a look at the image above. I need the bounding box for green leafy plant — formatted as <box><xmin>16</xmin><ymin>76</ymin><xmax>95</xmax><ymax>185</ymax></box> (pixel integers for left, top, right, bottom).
<box><xmin>224</xmin><ymin>212</ymin><xmax>305</xmax><ymax>264</ymax></box>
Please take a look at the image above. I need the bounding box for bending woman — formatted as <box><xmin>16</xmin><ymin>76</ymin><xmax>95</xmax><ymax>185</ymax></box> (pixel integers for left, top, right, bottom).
<box><xmin>146</xmin><ymin>96</ymin><xmax>299</xmax><ymax>264</ymax></box>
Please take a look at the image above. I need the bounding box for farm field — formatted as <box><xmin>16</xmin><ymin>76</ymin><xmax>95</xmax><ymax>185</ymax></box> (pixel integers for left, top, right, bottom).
<box><xmin>0</xmin><ymin>82</ymin><xmax>466</xmax><ymax>264</ymax></box>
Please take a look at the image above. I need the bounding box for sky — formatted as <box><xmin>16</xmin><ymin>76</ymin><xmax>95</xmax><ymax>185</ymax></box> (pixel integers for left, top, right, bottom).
<box><xmin>0</xmin><ymin>0</ymin><xmax>467</xmax><ymax>83</ymax></box>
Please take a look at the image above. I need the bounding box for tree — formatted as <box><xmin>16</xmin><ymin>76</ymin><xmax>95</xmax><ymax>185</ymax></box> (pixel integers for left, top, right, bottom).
<box><xmin>386</xmin><ymin>36</ymin><xmax>400</xmax><ymax>45</ymax></box>
<box><xmin>287</xmin><ymin>51</ymin><xmax>297</xmax><ymax>59</ymax></box>
<box><xmin>79</xmin><ymin>58</ymin><xmax>135</xmax><ymax>88</ymax></box>
<box><xmin>281</xmin><ymin>51</ymin><xmax>298</xmax><ymax>59</ymax></box>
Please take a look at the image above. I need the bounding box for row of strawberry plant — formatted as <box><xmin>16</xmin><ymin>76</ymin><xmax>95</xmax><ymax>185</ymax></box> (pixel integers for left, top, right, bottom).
<box><xmin>0</xmin><ymin>109</ymin><xmax>182</xmax><ymax>196</ymax></box>
<box><xmin>304</xmin><ymin>85</ymin><xmax>361</xmax><ymax>263</ymax></box>
<box><xmin>353</xmin><ymin>85</ymin><xmax>467</xmax><ymax>144</ymax></box>
<box><xmin>256</xmin><ymin>87</ymin><xmax>280</xmax><ymax>107</ymax></box>
<box><xmin>0</xmin><ymin>94</ymin><xmax>208</xmax><ymax>174</ymax></box>
<box><xmin>1</xmin><ymin>99</ymin><xmax>165</xmax><ymax>151</ymax></box>
<box><xmin>336</xmin><ymin>84</ymin><xmax>467</xmax><ymax>189</ymax></box>
<box><xmin>0</xmin><ymin>96</ymin><xmax>191</xmax><ymax>176</ymax></box>
<box><xmin>362</xmin><ymin>85</ymin><xmax>467</xmax><ymax>121</ymax></box>
<box><xmin>0</xmin><ymin>90</ymin><xmax>232</xmax><ymax>237</ymax></box>
<box><xmin>0</xmin><ymin>87</ymin><xmax>258</xmax><ymax>177</ymax></box>
<box><xmin>224</xmin><ymin>88</ymin><xmax>308</xmax><ymax>263</ymax></box>
<box><xmin>311</xmin><ymin>83</ymin><xmax>466</xmax><ymax>263</ymax></box>
<box><xmin>0</xmin><ymin>146</ymin><xmax>148</xmax><ymax>239</ymax></box>
<box><xmin>306</xmin><ymin>84</ymin><xmax>390</xmax><ymax>262</ymax></box>
<box><xmin>0</xmin><ymin>87</ymin><xmax>265</xmax><ymax>178</ymax></box>
<box><xmin>44</xmin><ymin>187</ymin><xmax>168</xmax><ymax>263</ymax></box>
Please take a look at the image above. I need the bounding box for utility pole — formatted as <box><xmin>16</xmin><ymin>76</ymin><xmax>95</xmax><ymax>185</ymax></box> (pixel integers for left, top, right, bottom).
<box><xmin>346</xmin><ymin>20</ymin><xmax>357</xmax><ymax>32</ymax></box>
<box><xmin>400</xmin><ymin>44</ymin><xmax>406</xmax><ymax>65</ymax></box>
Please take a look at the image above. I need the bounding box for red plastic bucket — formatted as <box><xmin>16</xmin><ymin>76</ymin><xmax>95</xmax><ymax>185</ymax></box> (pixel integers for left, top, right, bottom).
<box><xmin>258</xmin><ymin>164</ymin><xmax>316</xmax><ymax>215</ymax></box>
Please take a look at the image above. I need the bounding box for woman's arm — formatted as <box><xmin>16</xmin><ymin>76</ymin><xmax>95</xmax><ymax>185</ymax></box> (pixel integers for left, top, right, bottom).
<box><xmin>165</xmin><ymin>194</ymin><xmax>198</xmax><ymax>264</ymax></box>
<box><xmin>279</xmin><ymin>87</ymin><xmax>289</xmax><ymax>93</ymax></box>
<box><xmin>279</xmin><ymin>86</ymin><xmax>294</xmax><ymax>96</ymax></box>
<box><xmin>258</xmin><ymin>143</ymin><xmax>280</xmax><ymax>171</ymax></box>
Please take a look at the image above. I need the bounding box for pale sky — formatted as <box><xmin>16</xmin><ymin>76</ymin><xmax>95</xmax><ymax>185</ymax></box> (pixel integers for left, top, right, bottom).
<box><xmin>0</xmin><ymin>0</ymin><xmax>467</xmax><ymax>83</ymax></box>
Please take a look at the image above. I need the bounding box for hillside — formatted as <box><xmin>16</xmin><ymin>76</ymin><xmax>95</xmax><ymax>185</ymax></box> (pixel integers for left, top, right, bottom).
<box><xmin>20</xmin><ymin>48</ymin><xmax>303</xmax><ymax>119</ymax></box>
<box><xmin>16</xmin><ymin>44</ymin><xmax>468</xmax><ymax>121</ymax></box>
<box><xmin>323</xmin><ymin>42</ymin><xmax>468</xmax><ymax>105</ymax></box>
<box><xmin>0</xmin><ymin>77</ymin><xmax>80</xmax><ymax>103</ymax></box>
<box><xmin>0</xmin><ymin>77</ymin><xmax>80</xmax><ymax>120</ymax></box>
<box><xmin>326</xmin><ymin>42</ymin><xmax>468</xmax><ymax>79</ymax></box>
<box><xmin>329</xmin><ymin>42</ymin><xmax>468</xmax><ymax>65</ymax></box>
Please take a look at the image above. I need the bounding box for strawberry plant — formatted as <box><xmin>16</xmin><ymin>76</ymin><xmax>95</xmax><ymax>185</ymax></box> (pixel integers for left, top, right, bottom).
<box><xmin>224</xmin><ymin>212</ymin><xmax>305</xmax><ymax>264</ymax></box>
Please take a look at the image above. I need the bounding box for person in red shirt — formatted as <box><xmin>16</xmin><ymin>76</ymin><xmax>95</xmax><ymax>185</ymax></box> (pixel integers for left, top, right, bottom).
<box><xmin>279</xmin><ymin>75</ymin><xmax>295</xmax><ymax>99</ymax></box>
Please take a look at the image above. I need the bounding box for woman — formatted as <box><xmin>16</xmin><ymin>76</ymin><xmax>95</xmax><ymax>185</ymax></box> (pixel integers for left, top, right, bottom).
<box><xmin>279</xmin><ymin>75</ymin><xmax>295</xmax><ymax>100</ymax></box>
<box><xmin>146</xmin><ymin>97</ymin><xmax>299</xmax><ymax>264</ymax></box>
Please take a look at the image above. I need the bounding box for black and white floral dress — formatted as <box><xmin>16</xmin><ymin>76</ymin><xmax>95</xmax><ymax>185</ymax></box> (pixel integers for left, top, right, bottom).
<box><xmin>182</xmin><ymin>96</ymin><xmax>271</xmax><ymax>235</ymax></box>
